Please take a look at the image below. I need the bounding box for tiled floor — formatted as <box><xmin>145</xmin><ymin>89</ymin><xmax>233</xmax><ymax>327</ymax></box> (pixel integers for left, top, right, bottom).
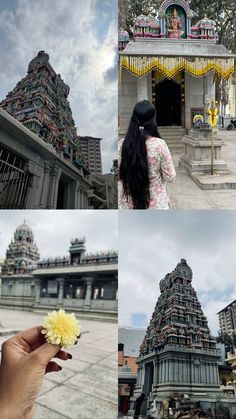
<box><xmin>169</xmin><ymin>130</ymin><xmax>236</xmax><ymax>209</ymax></box>
<box><xmin>0</xmin><ymin>309</ymin><xmax>117</xmax><ymax>419</ymax></box>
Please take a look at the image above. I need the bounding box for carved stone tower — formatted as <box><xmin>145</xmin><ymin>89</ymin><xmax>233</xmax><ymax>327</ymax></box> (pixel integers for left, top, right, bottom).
<box><xmin>134</xmin><ymin>259</ymin><xmax>221</xmax><ymax>406</ymax></box>
<box><xmin>2</xmin><ymin>221</ymin><xmax>40</xmax><ymax>275</ymax></box>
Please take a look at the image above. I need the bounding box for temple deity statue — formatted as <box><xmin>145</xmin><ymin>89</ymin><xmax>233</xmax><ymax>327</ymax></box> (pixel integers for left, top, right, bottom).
<box><xmin>167</xmin><ymin>8</ymin><xmax>181</xmax><ymax>38</ymax></box>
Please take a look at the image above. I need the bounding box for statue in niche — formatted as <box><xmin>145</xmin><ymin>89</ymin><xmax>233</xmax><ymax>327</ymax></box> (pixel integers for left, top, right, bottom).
<box><xmin>167</xmin><ymin>7</ymin><xmax>186</xmax><ymax>39</ymax></box>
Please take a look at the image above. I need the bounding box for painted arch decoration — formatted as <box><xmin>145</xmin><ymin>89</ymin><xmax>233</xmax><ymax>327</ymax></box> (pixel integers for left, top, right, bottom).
<box><xmin>120</xmin><ymin>56</ymin><xmax>234</xmax><ymax>80</ymax></box>
<box><xmin>158</xmin><ymin>0</ymin><xmax>193</xmax><ymax>17</ymax></box>
<box><xmin>158</xmin><ymin>0</ymin><xmax>194</xmax><ymax>37</ymax></box>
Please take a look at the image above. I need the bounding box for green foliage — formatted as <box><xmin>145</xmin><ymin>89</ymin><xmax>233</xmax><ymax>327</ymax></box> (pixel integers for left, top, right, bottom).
<box><xmin>216</xmin><ymin>332</ymin><xmax>236</xmax><ymax>352</ymax></box>
<box><xmin>119</xmin><ymin>0</ymin><xmax>236</xmax><ymax>52</ymax></box>
<box><xmin>111</xmin><ymin>158</ymin><xmax>118</xmax><ymax>176</ymax></box>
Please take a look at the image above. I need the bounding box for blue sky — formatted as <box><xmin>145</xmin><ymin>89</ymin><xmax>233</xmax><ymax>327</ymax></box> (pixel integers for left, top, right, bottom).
<box><xmin>0</xmin><ymin>0</ymin><xmax>117</xmax><ymax>172</ymax></box>
<box><xmin>119</xmin><ymin>211</ymin><xmax>236</xmax><ymax>336</ymax></box>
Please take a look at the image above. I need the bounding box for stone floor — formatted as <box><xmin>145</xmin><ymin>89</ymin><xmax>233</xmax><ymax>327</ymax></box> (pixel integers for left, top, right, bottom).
<box><xmin>168</xmin><ymin>130</ymin><xmax>236</xmax><ymax>209</ymax></box>
<box><xmin>0</xmin><ymin>309</ymin><xmax>117</xmax><ymax>419</ymax></box>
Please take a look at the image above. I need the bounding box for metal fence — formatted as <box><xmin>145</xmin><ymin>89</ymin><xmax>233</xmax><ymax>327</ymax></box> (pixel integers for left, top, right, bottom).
<box><xmin>0</xmin><ymin>147</ymin><xmax>30</xmax><ymax>209</ymax></box>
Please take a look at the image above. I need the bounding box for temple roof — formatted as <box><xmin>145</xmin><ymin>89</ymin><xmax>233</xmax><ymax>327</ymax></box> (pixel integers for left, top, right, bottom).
<box><xmin>16</xmin><ymin>222</ymin><xmax>32</xmax><ymax>233</ymax></box>
<box><xmin>120</xmin><ymin>39</ymin><xmax>234</xmax><ymax>58</ymax></box>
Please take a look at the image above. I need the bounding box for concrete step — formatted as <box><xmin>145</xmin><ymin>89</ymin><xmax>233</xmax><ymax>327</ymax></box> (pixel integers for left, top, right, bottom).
<box><xmin>159</xmin><ymin>126</ymin><xmax>186</xmax><ymax>153</ymax></box>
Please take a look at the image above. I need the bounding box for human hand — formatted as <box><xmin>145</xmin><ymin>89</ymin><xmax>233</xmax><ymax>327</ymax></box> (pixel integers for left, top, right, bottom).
<box><xmin>0</xmin><ymin>326</ymin><xmax>72</xmax><ymax>419</ymax></box>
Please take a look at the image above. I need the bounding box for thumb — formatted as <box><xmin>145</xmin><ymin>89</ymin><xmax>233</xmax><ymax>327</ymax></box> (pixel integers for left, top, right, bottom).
<box><xmin>31</xmin><ymin>342</ymin><xmax>61</xmax><ymax>366</ymax></box>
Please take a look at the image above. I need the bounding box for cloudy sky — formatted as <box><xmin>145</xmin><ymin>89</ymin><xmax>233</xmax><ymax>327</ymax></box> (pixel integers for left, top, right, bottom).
<box><xmin>0</xmin><ymin>0</ymin><xmax>117</xmax><ymax>172</ymax></box>
<box><xmin>0</xmin><ymin>210</ymin><xmax>118</xmax><ymax>260</ymax></box>
<box><xmin>119</xmin><ymin>211</ymin><xmax>236</xmax><ymax>336</ymax></box>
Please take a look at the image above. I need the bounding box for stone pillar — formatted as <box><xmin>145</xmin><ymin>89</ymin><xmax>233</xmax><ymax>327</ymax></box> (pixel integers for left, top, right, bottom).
<box><xmin>153</xmin><ymin>359</ymin><xmax>158</xmax><ymax>385</ymax></box>
<box><xmin>39</xmin><ymin>162</ymin><xmax>51</xmax><ymax>208</ymax></box>
<box><xmin>84</xmin><ymin>277</ymin><xmax>94</xmax><ymax>308</ymax></box>
<box><xmin>169</xmin><ymin>360</ymin><xmax>173</xmax><ymax>382</ymax></box>
<box><xmin>57</xmin><ymin>278</ymin><xmax>65</xmax><ymax>306</ymax></box>
<box><xmin>137</xmin><ymin>76</ymin><xmax>148</xmax><ymax>101</ymax></box>
<box><xmin>35</xmin><ymin>279</ymin><xmax>41</xmax><ymax>304</ymax></box>
<box><xmin>47</xmin><ymin>166</ymin><xmax>61</xmax><ymax>209</ymax></box>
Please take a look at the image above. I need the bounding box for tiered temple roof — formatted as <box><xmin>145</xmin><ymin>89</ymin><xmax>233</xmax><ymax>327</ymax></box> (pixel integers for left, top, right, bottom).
<box><xmin>119</xmin><ymin>0</ymin><xmax>234</xmax><ymax>80</ymax></box>
<box><xmin>0</xmin><ymin>51</ymin><xmax>88</xmax><ymax>173</ymax></box>
<box><xmin>2</xmin><ymin>222</ymin><xmax>40</xmax><ymax>275</ymax></box>
<box><xmin>140</xmin><ymin>259</ymin><xmax>216</xmax><ymax>356</ymax></box>
<box><xmin>2</xmin><ymin>223</ymin><xmax>118</xmax><ymax>274</ymax></box>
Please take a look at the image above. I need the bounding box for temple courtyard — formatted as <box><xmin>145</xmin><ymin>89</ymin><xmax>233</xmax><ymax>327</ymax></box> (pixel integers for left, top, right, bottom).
<box><xmin>169</xmin><ymin>130</ymin><xmax>236</xmax><ymax>209</ymax></box>
<box><xmin>0</xmin><ymin>309</ymin><xmax>117</xmax><ymax>419</ymax></box>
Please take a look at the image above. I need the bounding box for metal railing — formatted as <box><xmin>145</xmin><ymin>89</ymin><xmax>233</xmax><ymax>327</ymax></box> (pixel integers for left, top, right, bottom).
<box><xmin>0</xmin><ymin>148</ymin><xmax>30</xmax><ymax>209</ymax></box>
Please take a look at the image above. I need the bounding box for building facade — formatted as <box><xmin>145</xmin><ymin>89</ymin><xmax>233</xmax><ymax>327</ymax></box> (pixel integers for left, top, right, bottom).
<box><xmin>218</xmin><ymin>300</ymin><xmax>236</xmax><ymax>336</ymax></box>
<box><xmin>0</xmin><ymin>51</ymin><xmax>92</xmax><ymax>209</ymax></box>
<box><xmin>132</xmin><ymin>259</ymin><xmax>222</xmax><ymax>414</ymax></box>
<box><xmin>79</xmin><ymin>136</ymin><xmax>102</xmax><ymax>176</ymax></box>
<box><xmin>0</xmin><ymin>51</ymin><xmax>117</xmax><ymax>209</ymax></box>
<box><xmin>119</xmin><ymin>0</ymin><xmax>234</xmax><ymax>150</ymax></box>
<box><xmin>0</xmin><ymin>222</ymin><xmax>118</xmax><ymax>321</ymax></box>
<box><xmin>118</xmin><ymin>328</ymin><xmax>145</xmax><ymax>416</ymax></box>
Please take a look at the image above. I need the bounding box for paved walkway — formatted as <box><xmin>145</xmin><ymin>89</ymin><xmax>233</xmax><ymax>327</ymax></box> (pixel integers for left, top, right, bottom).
<box><xmin>168</xmin><ymin>130</ymin><xmax>236</xmax><ymax>209</ymax></box>
<box><xmin>0</xmin><ymin>309</ymin><xmax>117</xmax><ymax>419</ymax></box>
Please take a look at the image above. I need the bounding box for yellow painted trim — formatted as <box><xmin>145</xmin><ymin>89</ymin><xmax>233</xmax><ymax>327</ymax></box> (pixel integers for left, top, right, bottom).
<box><xmin>120</xmin><ymin>56</ymin><xmax>234</xmax><ymax>80</ymax></box>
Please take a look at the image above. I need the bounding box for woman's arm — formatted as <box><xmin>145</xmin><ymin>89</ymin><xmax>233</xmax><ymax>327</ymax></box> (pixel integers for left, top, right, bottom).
<box><xmin>0</xmin><ymin>326</ymin><xmax>72</xmax><ymax>419</ymax></box>
<box><xmin>160</xmin><ymin>141</ymin><xmax>176</xmax><ymax>183</ymax></box>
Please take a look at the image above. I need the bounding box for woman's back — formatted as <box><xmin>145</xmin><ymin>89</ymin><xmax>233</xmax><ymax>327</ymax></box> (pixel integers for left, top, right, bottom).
<box><xmin>118</xmin><ymin>136</ymin><xmax>175</xmax><ymax>210</ymax></box>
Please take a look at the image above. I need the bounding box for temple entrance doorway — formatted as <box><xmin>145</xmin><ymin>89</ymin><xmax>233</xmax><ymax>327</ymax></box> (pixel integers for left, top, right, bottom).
<box><xmin>143</xmin><ymin>362</ymin><xmax>154</xmax><ymax>395</ymax></box>
<box><xmin>155</xmin><ymin>78</ymin><xmax>181</xmax><ymax>126</ymax></box>
<box><xmin>57</xmin><ymin>177</ymin><xmax>69</xmax><ymax>209</ymax></box>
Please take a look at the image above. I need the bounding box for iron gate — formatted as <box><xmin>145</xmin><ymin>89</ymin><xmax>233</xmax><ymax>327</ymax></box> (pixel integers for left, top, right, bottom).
<box><xmin>0</xmin><ymin>147</ymin><xmax>30</xmax><ymax>209</ymax></box>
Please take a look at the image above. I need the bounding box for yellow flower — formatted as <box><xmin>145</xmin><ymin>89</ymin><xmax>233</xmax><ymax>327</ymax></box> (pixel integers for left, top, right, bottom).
<box><xmin>42</xmin><ymin>309</ymin><xmax>80</xmax><ymax>348</ymax></box>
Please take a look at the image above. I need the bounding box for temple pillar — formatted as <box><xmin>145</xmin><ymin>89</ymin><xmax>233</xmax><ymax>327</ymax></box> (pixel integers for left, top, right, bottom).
<box><xmin>57</xmin><ymin>278</ymin><xmax>65</xmax><ymax>306</ymax></box>
<box><xmin>35</xmin><ymin>278</ymin><xmax>41</xmax><ymax>304</ymax></box>
<box><xmin>169</xmin><ymin>360</ymin><xmax>173</xmax><ymax>382</ymax></box>
<box><xmin>153</xmin><ymin>359</ymin><xmax>158</xmax><ymax>385</ymax></box>
<box><xmin>47</xmin><ymin>166</ymin><xmax>61</xmax><ymax>209</ymax></box>
<box><xmin>39</xmin><ymin>162</ymin><xmax>51</xmax><ymax>208</ymax></box>
<box><xmin>137</xmin><ymin>76</ymin><xmax>148</xmax><ymax>101</ymax></box>
<box><xmin>84</xmin><ymin>277</ymin><xmax>94</xmax><ymax>308</ymax></box>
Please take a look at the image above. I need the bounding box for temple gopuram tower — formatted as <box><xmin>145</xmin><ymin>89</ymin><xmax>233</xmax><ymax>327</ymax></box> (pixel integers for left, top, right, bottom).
<box><xmin>2</xmin><ymin>222</ymin><xmax>40</xmax><ymax>275</ymax></box>
<box><xmin>0</xmin><ymin>51</ymin><xmax>84</xmax><ymax>167</ymax></box>
<box><xmin>134</xmin><ymin>259</ymin><xmax>221</xmax><ymax>409</ymax></box>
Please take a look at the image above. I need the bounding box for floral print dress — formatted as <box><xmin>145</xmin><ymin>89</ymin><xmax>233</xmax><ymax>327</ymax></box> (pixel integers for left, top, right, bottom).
<box><xmin>118</xmin><ymin>137</ymin><xmax>176</xmax><ymax>210</ymax></box>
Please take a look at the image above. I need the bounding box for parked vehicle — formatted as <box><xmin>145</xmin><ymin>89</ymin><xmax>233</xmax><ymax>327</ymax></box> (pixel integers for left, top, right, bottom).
<box><xmin>227</xmin><ymin>119</ymin><xmax>236</xmax><ymax>130</ymax></box>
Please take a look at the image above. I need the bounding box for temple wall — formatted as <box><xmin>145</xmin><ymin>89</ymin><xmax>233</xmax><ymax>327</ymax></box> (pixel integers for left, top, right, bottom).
<box><xmin>0</xmin><ymin>109</ymin><xmax>91</xmax><ymax>209</ymax></box>
<box><xmin>119</xmin><ymin>70</ymin><xmax>152</xmax><ymax>138</ymax></box>
<box><xmin>119</xmin><ymin>70</ymin><xmax>138</xmax><ymax>137</ymax></box>
<box><xmin>1</xmin><ymin>277</ymin><xmax>36</xmax><ymax>298</ymax></box>
<box><xmin>185</xmin><ymin>73</ymin><xmax>215</xmax><ymax>129</ymax></box>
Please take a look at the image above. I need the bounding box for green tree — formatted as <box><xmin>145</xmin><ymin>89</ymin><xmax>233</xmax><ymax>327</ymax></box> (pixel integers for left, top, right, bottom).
<box><xmin>111</xmin><ymin>159</ymin><xmax>118</xmax><ymax>176</ymax></box>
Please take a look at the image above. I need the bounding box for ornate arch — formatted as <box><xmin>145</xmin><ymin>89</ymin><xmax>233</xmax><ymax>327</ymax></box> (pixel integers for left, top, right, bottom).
<box><xmin>158</xmin><ymin>0</ymin><xmax>192</xmax><ymax>17</ymax></box>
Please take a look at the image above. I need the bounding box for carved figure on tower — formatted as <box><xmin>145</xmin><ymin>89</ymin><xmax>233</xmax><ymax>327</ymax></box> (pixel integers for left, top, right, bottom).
<box><xmin>167</xmin><ymin>8</ymin><xmax>181</xmax><ymax>38</ymax></box>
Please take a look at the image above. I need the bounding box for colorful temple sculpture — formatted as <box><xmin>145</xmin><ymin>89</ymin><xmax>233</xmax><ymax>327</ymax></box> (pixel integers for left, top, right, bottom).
<box><xmin>119</xmin><ymin>0</ymin><xmax>235</xmax><ymax>153</ymax></box>
<box><xmin>0</xmin><ymin>51</ymin><xmax>117</xmax><ymax>209</ymax></box>
<box><xmin>0</xmin><ymin>222</ymin><xmax>118</xmax><ymax>320</ymax></box>
<box><xmin>130</xmin><ymin>259</ymin><xmax>222</xmax><ymax>414</ymax></box>
<box><xmin>2</xmin><ymin>221</ymin><xmax>40</xmax><ymax>275</ymax></box>
<box><xmin>0</xmin><ymin>51</ymin><xmax>92</xmax><ymax>209</ymax></box>
<box><xmin>0</xmin><ymin>51</ymin><xmax>85</xmax><ymax>168</ymax></box>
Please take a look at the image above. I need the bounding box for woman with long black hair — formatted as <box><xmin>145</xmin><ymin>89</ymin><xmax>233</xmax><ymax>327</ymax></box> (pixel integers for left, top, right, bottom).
<box><xmin>118</xmin><ymin>100</ymin><xmax>176</xmax><ymax>209</ymax></box>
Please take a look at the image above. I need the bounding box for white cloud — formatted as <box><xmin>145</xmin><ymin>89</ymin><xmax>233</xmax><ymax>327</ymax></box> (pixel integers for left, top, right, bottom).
<box><xmin>119</xmin><ymin>211</ymin><xmax>236</xmax><ymax>335</ymax></box>
<box><xmin>0</xmin><ymin>210</ymin><xmax>118</xmax><ymax>261</ymax></box>
<box><xmin>0</xmin><ymin>0</ymin><xmax>117</xmax><ymax>172</ymax></box>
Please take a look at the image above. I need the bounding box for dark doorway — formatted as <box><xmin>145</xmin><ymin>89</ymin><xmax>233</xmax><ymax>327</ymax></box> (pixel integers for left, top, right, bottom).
<box><xmin>155</xmin><ymin>79</ymin><xmax>181</xmax><ymax>126</ymax></box>
<box><xmin>57</xmin><ymin>178</ymin><xmax>69</xmax><ymax>209</ymax></box>
<box><xmin>143</xmin><ymin>362</ymin><xmax>154</xmax><ymax>395</ymax></box>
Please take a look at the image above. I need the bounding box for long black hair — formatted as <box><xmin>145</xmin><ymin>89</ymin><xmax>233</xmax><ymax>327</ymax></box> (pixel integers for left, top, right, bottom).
<box><xmin>119</xmin><ymin>100</ymin><xmax>161</xmax><ymax>209</ymax></box>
